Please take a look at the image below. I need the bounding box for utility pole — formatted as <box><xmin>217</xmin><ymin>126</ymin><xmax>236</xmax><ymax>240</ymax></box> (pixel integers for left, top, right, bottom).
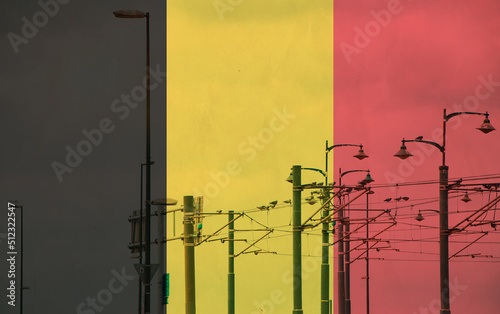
<box><xmin>439</xmin><ymin>165</ymin><xmax>450</xmax><ymax>314</ymax></box>
<box><xmin>292</xmin><ymin>165</ymin><xmax>303</xmax><ymax>314</ymax></box>
<box><xmin>228</xmin><ymin>211</ymin><xmax>235</xmax><ymax>314</ymax></box>
<box><xmin>345</xmin><ymin>205</ymin><xmax>351</xmax><ymax>314</ymax></box>
<box><xmin>157</xmin><ymin>204</ymin><xmax>165</xmax><ymax>314</ymax></box>
<box><xmin>394</xmin><ymin>109</ymin><xmax>495</xmax><ymax>313</ymax></box>
<box><xmin>338</xmin><ymin>168</ymin><xmax>346</xmax><ymax>314</ymax></box>
<box><xmin>321</xmin><ymin>141</ymin><xmax>330</xmax><ymax>314</ymax></box>
<box><xmin>321</xmin><ymin>194</ymin><xmax>330</xmax><ymax>314</ymax></box>
<box><xmin>139</xmin><ymin>164</ymin><xmax>144</xmax><ymax>314</ymax></box>
<box><xmin>184</xmin><ymin>196</ymin><xmax>196</xmax><ymax>314</ymax></box>
<box><xmin>338</xmin><ymin>168</ymin><xmax>374</xmax><ymax>314</ymax></box>
<box><xmin>144</xmin><ymin>12</ymin><xmax>152</xmax><ymax>314</ymax></box>
<box><xmin>366</xmin><ymin>190</ymin><xmax>371</xmax><ymax>314</ymax></box>
<box><xmin>326</xmin><ymin>142</ymin><xmax>369</xmax><ymax>314</ymax></box>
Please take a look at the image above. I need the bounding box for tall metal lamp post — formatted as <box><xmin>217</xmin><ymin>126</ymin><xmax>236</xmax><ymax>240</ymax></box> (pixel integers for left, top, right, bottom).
<box><xmin>338</xmin><ymin>169</ymin><xmax>374</xmax><ymax>314</ymax></box>
<box><xmin>113</xmin><ymin>9</ymin><xmax>153</xmax><ymax>314</ymax></box>
<box><xmin>365</xmin><ymin>187</ymin><xmax>374</xmax><ymax>314</ymax></box>
<box><xmin>325</xmin><ymin>143</ymin><xmax>368</xmax><ymax>314</ymax></box>
<box><xmin>394</xmin><ymin>109</ymin><xmax>494</xmax><ymax>313</ymax></box>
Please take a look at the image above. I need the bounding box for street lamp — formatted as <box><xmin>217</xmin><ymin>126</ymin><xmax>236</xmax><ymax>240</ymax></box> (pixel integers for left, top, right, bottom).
<box><xmin>339</xmin><ymin>169</ymin><xmax>374</xmax><ymax>314</ymax></box>
<box><xmin>393</xmin><ymin>141</ymin><xmax>413</xmax><ymax>159</ymax></box>
<box><xmin>461</xmin><ymin>192</ymin><xmax>472</xmax><ymax>203</ymax></box>
<box><xmin>114</xmin><ymin>9</ymin><xmax>153</xmax><ymax>314</ymax></box>
<box><xmin>395</xmin><ymin>109</ymin><xmax>494</xmax><ymax>314</ymax></box>
<box><xmin>326</xmin><ymin>143</ymin><xmax>369</xmax><ymax>163</ymax></box>
<box><xmin>365</xmin><ymin>188</ymin><xmax>374</xmax><ymax>314</ymax></box>
<box><xmin>415</xmin><ymin>209</ymin><xmax>440</xmax><ymax>222</ymax></box>
<box><xmin>325</xmin><ymin>142</ymin><xmax>368</xmax><ymax>314</ymax></box>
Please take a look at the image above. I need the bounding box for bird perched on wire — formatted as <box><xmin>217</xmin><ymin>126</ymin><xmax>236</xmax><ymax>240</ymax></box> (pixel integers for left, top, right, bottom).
<box><xmin>449</xmin><ymin>178</ymin><xmax>463</xmax><ymax>188</ymax></box>
<box><xmin>384</xmin><ymin>198</ymin><xmax>392</xmax><ymax>202</ymax></box>
<box><xmin>415</xmin><ymin>136</ymin><xmax>423</xmax><ymax>141</ymax></box>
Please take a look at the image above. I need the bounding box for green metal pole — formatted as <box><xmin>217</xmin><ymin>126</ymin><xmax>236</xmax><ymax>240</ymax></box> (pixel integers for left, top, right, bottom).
<box><xmin>366</xmin><ymin>192</ymin><xmax>370</xmax><ymax>314</ymax></box>
<box><xmin>184</xmin><ymin>196</ymin><xmax>196</xmax><ymax>314</ymax></box>
<box><xmin>292</xmin><ymin>165</ymin><xmax>303</xmax><ymax>314</ymax></box>
<box><xmin>345</xmin><ymin>207</ymin><xmax>351</xmax><ymax>314</ymax></box>
<box><xmin>321</xmin><ymin>197</ymin><xmax>330</xmax><ymax>314</ymax></box>
<box><xmin>321</xmin><ymin>141</ymin><xmax>330</xmax><ymax>314</ymax></box>
<box><xmin>158</xmin><ymin>205</ymin><xmax>165</xmax><ymax>314</ymax></box>
<box><xmin>228</xmin><ymin>211</ymin><xmax>235</xmax><ymax>314</ymax></box>
<box><xmin>338</xmin><ymin>168</ymin><xmax>346</xmax><ymax>314</ymax></box>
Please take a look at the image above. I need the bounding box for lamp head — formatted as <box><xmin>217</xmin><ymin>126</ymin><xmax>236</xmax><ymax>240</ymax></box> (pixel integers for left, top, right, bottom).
<box><xmin>305</xmin><ymin>196</ymin><xmax>317</xmax><ymax>205</ymax></box>
<box><xmin>113</xmin><ymin>9</ymin><xmax>147</xmax><ymax>18</ymax></box>
<box><xmin>286</xmin><ymin>172</ymin><xmax>293</xmax><ymax>183</ymax></box>
<box><xmin>415</xmin><ymin>213</ymin><xmax>424</xmax><ymax>222</ymax></box>
<box><xmin>151</xmin><ymin>198</ymin><xmax>178</xmax><ymax>206</ymax></box>
<box><xmin>461</xmin><ymin>192</ymin><xmax>472</xmax><ymax>203</ymax></box>
<box><xmin>477</xmin><ymin>114</ymin><xmax>495</xmax><ymax>134</ymax></box>
<box><xmin>394</xmin><ymin>141</ymin><xmax>413</xmax><ymax>159</ymax></box>
<box><xmin>354</xmin><ymin>146</ymin><xmax>369</xmax><ymax>160</ymax></box>
<box><xmin>362</xmin><ymin>172</ymin><xmax>375</xmax><ymax>184</ymax></box>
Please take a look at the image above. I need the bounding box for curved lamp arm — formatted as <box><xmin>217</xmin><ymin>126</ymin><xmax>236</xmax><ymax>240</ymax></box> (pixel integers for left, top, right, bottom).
<box><xmin>302</xmin><ymin>167</ymin><xmax>326</xmax><ymax>177</ymax></box>
<box><xmin>444</xmin><ymin>111</ymin><xmax>488</xmax><ymax>122</ymax></box>
<box><xmin>340</xmin><ymin>169</ymin><xmax>370</xmax><ymax>178</ymax></box>
<box><xmin>326</xmin><ymin>143</ymin><xmax>362</xmax><ymax>152</ymax></box>
<box><xmin>403</xmin><ymin>138</ymin><xmax>444</xmax><ymax>152</ymax></box>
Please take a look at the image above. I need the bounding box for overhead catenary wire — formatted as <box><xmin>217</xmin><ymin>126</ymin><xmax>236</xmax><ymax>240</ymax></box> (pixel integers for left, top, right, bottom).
<box><xmin>171</xmin><ymin>174</ymin><xmax>500</xmax><ymax>275</ymax></box>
